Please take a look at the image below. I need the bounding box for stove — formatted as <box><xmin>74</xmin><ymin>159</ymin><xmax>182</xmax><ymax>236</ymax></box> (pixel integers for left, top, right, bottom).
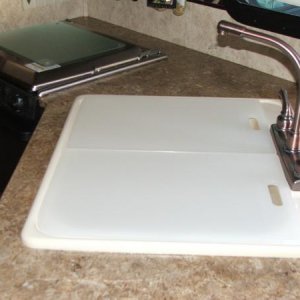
<box><xmin>0</xmin><ymin>20</ymin><xmax>167</xmax><ymax>195</ymax></box>
<box><xmin>0</xmin><ymin>20</ymin><xmax>167</xmax><ymax>123</ymax></box>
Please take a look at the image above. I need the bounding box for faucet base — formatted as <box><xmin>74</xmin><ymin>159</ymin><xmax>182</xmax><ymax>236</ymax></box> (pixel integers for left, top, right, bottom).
<box><xmin>271</xmin><ymin>124</ymin><xmax>300</xmax><ymax>191</ymax></box>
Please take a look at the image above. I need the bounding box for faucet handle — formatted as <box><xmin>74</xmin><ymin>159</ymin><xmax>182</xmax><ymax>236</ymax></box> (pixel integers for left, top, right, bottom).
<box><xmin>276</xmin><ymin>89</ymin><xmax>294</xmax><ymax>131</ymax></box>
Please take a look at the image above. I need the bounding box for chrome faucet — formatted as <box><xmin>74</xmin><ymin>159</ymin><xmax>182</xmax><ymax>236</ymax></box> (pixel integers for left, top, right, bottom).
<box><xmin>217</xmin><ymin>20</ymin><xmax>300</xmax><ymax>190</ymax></box>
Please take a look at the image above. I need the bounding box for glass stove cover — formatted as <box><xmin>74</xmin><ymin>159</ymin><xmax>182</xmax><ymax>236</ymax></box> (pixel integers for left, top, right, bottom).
<box><xmin>0</xmin><ymin>22</ymin><xmax>126</xmax><ymax>67</ymax></box>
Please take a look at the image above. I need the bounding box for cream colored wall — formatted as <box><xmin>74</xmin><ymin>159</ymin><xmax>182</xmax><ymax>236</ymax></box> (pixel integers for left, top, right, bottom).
<box><xmin>0</xmin><ymin>0</ymin><xmax>84</xmax><ymax>31</ymax></box>
<box><xmin>88</xmin><ymin>0</ymin><xmax>300</xmax><ymax>82</ymax></box>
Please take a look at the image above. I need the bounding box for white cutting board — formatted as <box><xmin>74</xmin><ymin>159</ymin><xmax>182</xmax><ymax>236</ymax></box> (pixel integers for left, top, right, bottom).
<box><xmin>22</xmin><ymin>95</ymin><xmax>300</xmax><ymax>257</ymax></box>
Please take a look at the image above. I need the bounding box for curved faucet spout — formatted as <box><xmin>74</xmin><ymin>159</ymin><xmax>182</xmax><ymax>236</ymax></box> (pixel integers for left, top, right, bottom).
<box><xmin>218</xmin><ymin>20</ymin><xmax>300</xmax><ymax>152</ymax></box>
<box><xmin>217</xmin><ymin>20</ymin><xmax>300</xmax><ymax>190</ymax></box>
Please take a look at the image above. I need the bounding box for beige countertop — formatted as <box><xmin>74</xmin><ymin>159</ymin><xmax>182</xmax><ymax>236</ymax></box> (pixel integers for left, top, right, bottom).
<box><xmin>1</xmin><ymin>17</ymin><xmax>300</xmax><ymax>299</ymax></box>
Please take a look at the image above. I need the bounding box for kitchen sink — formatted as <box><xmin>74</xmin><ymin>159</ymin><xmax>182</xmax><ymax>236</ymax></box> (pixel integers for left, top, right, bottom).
<box><xmin>22</xmin><ymin>95</ymin><xmax>300</xmax><ymax>257</ymax></box>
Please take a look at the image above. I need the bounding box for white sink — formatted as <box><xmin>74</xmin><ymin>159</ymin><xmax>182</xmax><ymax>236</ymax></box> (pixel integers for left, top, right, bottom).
<box><xmin>22</xmin><ymin>95</ymin><xmax>300</xmax><ymax>257</ymax></box>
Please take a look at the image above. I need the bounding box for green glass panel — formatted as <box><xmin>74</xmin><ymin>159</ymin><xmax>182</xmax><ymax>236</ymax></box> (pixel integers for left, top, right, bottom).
<box><xmin>0</xmin><ymin>22</ymin><xmax>126</xmax><ymax>66</ymax></box>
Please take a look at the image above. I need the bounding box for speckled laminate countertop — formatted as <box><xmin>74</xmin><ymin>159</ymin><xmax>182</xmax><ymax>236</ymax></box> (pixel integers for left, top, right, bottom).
<box><xmin>1</xmin><ymin>17</ymin><xmax>300</xmax><ymax>299</ymax></box>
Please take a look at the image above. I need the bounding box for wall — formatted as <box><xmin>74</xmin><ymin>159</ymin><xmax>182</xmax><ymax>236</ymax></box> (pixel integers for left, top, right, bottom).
<box><xmin>0</xmin><ymin>0</ymin><xmax>84</xmax><ymax>31</ymax></box>
<box><xmin>1</xmin><ymin>0</ymin><xmax>298</xmax><ymax>82</ymax></box>
<box><xmin>88</xmin><ymin>0</ymin><xmax>300</xmax><ymax>82</ymax></box>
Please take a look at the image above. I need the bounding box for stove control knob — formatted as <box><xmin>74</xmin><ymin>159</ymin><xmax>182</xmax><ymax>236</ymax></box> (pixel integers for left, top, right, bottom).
<box><xmin>12</xmin><ymin>95</ymin><xmax>25</xmax><ymax>112</ymax></box>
